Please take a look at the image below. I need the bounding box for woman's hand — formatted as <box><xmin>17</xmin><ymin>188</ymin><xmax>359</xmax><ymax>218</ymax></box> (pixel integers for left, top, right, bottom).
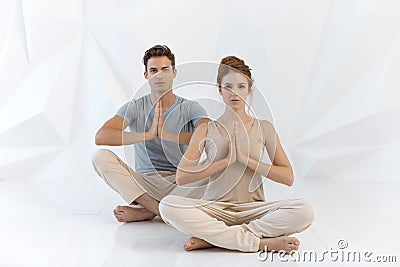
<box><xmin>234</xmin><ymin>122</ymin><xmax>251</xmax><ymax>165</ymax></box>
<box><xmin>226</xmin><ymin>123</ymin><xmax>237</xmax><ymax>166</ymax></box>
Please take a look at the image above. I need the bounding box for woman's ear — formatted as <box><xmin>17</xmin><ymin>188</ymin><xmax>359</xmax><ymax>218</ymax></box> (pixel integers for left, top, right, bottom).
<box><xmin>248</xmin><ymin>84</ymin><xmax>253</xmax><ymax>96</ymax></box>
<box><xmin>218</xmin><ymin>85</ymin><xmax>222</xmax><ymax>95</ymax></box>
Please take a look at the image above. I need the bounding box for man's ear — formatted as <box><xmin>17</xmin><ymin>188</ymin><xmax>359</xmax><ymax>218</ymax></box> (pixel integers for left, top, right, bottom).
<box><xmin>144</xmin><ymin>71</ymin><xmax>148</xmax><ymax>79</ymax></box>
<box><xmin>173</xmin><ymin>68</ymin><xmax>177</xmax><ymax>78</ymax></box>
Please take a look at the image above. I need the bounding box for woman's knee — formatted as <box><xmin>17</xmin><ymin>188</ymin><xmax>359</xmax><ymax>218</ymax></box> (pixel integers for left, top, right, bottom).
<box><xmin>159</xmin><ymin>195</ymin><xmax>192</xmax><ymax>224</ymax></box>
<box><xmin>159</xmin><ymin>195</ymin><xmax>182</xmax><ymax>221</ymax></box>
<box><xmin>297</xmin><ymin>199</ymin><xmax>315</xmax><ymax>226</ymax></box>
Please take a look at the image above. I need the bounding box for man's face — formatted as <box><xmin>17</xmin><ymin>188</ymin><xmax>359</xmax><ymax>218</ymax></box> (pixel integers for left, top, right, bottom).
<box><xmin>144</xmin><ymin>56</ymin><xmax>176</xmax><ymax>94</ymax></box>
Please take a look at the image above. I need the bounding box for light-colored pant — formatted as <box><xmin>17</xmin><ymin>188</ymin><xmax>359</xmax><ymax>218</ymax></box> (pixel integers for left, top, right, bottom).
<box><xmin>91</xmin><ymin>149</ymin><xmax>206</xmax><ymax>205</ymax></box>
<box><xmin>159</xmin><ymin>195</ymin><xmax>315</xmax><ymax>252</ymax></box>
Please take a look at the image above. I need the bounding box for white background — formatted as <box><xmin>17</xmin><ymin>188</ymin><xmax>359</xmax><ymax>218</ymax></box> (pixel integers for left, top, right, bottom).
<box><xmin>0</xmin><ymin>1</ymin><xmax>399</xmax><ymax>266</ymax></box>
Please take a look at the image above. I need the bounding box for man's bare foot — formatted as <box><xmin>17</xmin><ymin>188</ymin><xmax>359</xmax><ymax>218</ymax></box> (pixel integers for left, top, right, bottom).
<box><xmin>184</xmin><ymin>237</ymin><xmax>215</xmax><ymax>251</ymax></box>
<box><xmin>113</xmin><ymin>205</ymin><xmax>156</xmax><ymax>222</ymax></box>
<box><xmin>259</xmin><ymin>236</ymin><xmax>300</xmax><ymax>254</ymax></box>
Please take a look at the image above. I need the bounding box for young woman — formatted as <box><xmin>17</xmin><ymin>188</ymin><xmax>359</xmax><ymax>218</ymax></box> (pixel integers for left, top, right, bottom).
<box><xmin>159</xmin><ymin>56</ymin><xmax>315</xmax><ymax>253</ymax></box>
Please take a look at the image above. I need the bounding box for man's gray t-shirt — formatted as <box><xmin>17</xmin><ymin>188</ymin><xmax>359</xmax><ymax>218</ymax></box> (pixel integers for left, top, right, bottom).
<box><xmin>115</xmin><ymin>94</ymin><xmax>208</xmax><ymax>173</ymax></box>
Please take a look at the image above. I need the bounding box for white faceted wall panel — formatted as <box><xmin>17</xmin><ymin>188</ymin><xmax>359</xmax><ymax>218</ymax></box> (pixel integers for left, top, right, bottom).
<box><xmin>1</xmin><ymin>0</ymin><xmax>400</xmax><ymax>188</ymax></box>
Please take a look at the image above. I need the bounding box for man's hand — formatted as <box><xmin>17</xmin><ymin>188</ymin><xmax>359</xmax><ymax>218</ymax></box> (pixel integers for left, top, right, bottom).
<box><xmin>157</xmin><ymin>100</ymin><xmax>166</xmax><ymax>138</ymax></box>
<box><xmin>148</xmin><ymin>100</ymin><xmax>160</xmax><ymax>140</ymax></box>
<box><xmin>146</xmin><ymin>99</ymin><xmax>195</xmax><ymax>145</ymax></box>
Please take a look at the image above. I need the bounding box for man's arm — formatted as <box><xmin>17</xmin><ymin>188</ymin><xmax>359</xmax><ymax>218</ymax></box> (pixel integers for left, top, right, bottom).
<box><xmin>95</xmin><ymin>100</ymin><xmax>209</xmax><ymax>146</ymax></box>
<box><xmin>95</xmin><ymin>115</ymin><xmax>158</xmax><ymax>146</ymax></box>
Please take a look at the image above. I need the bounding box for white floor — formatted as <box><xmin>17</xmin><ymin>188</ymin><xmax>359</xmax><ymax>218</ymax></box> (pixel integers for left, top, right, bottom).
<box><xmin>0</xmin><ymin>174</ymin><xmax>399</xmax><ymax>267</ymax></box>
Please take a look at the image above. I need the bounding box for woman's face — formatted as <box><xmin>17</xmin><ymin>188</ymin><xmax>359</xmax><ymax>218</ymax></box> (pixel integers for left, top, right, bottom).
<box><xmin>219</xmin><ymin>71</ymin><xmax>251</xmax><ymax>110</ymax></box>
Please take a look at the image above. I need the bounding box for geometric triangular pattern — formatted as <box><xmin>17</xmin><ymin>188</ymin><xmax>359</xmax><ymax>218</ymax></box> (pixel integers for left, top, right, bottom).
<box><xmin>20</xmin><ymin>0</ymin><xmax>83</xmax><ymax>64</ymax></box>
<box><xmin>0</xmin><ymin>147</ymin><xmax>62</xmax><ymax>180</ymax></box>
<box><xmin>291</xmin><ymin>145</ymin><xmax>379</xmax><ymax>179</ymax></box>
<box><xmin>1</xmin><ymin>0</ymin><xmax>400</xmax><ymax>186</ymax></box>
<box><xmin>0</xmin><ymin>0</ymin><xmax>31</xmax><ymax>108</ymax></box>
<box><xmin>0</xmin><ymin>113</ymin><xmax>65</xmax><ymax>147</ymax></box>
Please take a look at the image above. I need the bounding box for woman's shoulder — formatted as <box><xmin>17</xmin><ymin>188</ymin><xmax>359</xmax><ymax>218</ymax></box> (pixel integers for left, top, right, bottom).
<box><xmin>195</xmin><ymin>120</ymin><xmax>221</xmax><ymax>138</ymax></box>
<box><xmin>194</xmin><ymin>120</ymin><xmax>212</xmax><ymax>133</ymax></box>
<box><xmin>204</xmin><ymin>120</ymin><xmax>219</xmax><ymax>128</ymax></box>
<box><xmin>257</xmin><ymin>119</ymin><xmax>273</xmax><ymax>127</ymax></box>
<box><xmin>256</xmin><ymin>119</ymin><xmax>276</xmax><ymax>135</ymax></box>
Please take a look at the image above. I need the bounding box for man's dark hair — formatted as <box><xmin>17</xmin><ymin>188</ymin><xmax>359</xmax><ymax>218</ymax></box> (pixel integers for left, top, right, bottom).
<box><xmin>142</xmin><ymin>45</ymin><xmax>175</xmax><ymax>71</ymax></box>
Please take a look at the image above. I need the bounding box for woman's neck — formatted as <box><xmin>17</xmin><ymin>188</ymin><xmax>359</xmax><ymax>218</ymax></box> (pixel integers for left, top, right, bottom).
<box><xmin>219</xmin><ymin>107</ymin><xmax>253</xmax><ymax>123</ymax></box>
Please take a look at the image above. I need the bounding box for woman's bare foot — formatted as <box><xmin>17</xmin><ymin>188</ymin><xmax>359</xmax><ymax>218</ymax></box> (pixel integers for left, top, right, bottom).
<box><xmin>184</xmin><ymin>237</ymin><xmax>215</xmax><ymax>251</ymax></box>
<box><xmin>113</xmin><ymin>205</ymin><xmax>156</xmax><ymax>222</ymax></box>
<box><xmin>259</xmin><ymin>236</ymin><xmax>300</xmax><ymax>254</ymax></box>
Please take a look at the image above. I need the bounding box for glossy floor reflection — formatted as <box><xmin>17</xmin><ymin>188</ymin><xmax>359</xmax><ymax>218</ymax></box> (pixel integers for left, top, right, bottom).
<box><xmin>0</xmin><ymin>176</ymin><xmax>398</xmax><ymax>267</ymax></box>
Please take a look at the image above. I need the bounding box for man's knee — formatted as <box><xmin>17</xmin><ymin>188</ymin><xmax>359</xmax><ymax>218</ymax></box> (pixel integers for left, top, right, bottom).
<box><xmin>91</xmin><ymin>149</ymin><xmax>117</xmax><ymax>170</ymax></box>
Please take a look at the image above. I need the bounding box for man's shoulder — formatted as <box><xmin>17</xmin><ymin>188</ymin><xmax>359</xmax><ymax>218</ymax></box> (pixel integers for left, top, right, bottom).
<box><xmin>133</xmin><ymin>94</ymin><xmax>149</xmax><ymax>104</ymax></box>
<box><xmin>124</xmin><ymin>94</ymin><xmax>150</xmax><ymax>108</ymax></box>
<box><xmin>175</xmin><ymin>95</ymin><xmax>200</xmax><ymax>108</ymax></box>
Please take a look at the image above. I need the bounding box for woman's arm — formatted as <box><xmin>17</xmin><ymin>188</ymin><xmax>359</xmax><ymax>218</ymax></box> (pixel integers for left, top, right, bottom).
<box><xmin>159</xmin><ymin>118</ymin><xmax>210</xmax><ymax>145</ymax></box>
<box><xmin>236</xmin><ymin>120</ymin><xmax>294</xmax><ymax>186</ymax></box>
<box><xmin>176</xmin><ymin>122</ymin><xmax>236</xmax><ymax>186</ymax></box>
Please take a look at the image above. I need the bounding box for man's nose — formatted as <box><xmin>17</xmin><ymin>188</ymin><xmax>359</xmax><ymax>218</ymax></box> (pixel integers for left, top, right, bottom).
<box><xmin>155</xmin><ymin>71</ymin><xmax>163</xmax><ymax>78</ymax></box>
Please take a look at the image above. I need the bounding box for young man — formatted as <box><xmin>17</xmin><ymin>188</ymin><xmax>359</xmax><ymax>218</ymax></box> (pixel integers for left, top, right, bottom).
<box><xmin>92</xmin><ymin>45</ymin><xmax>209</xmax><ymax>223</ymax></box>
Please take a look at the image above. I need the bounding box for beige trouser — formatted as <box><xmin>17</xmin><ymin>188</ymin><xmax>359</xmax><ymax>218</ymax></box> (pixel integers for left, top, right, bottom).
<box><xmin>159</xmin><ymin>195</ymin><xmax>315</xmax><ymax>252</ymax></box>
<box><xmin>91</xmin><ymin>149</ymin><xmax>207</xmax><ymax>205</ymax></box>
